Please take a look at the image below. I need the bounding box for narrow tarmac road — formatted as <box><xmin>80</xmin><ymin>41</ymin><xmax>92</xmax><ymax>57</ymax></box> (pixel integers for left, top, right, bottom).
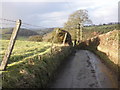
<box><xmin>49</xmin><ymin>50</ymin><xmax>118</xmax><ymax>88</ymax></box>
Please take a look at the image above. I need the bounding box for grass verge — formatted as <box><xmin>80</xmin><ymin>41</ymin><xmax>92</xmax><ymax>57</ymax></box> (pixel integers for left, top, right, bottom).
<box><xmin>1</xmin><ymin>46</ymin><xmax>73</xmax><ymax>88</ymax></box>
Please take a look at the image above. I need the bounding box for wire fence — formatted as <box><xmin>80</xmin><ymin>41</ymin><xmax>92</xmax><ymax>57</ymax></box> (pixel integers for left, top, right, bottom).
<box><xmin>0</xmin><ymin>18</ymin><xmax>46</xmax><ymax>29</ymax></box>
<box><xmin>0</xmin><ymin>18</ymin><xmax>60</xmax><ymax>70</ymax></box>
<box><xmin>0</xmin><ymin>18</ymin><xmax>62</xmax><ymax>56</ymax></box>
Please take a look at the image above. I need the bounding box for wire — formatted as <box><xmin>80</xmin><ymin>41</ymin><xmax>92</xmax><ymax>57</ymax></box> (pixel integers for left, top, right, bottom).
<box><xmin>22</xmin><ymin>22</ymin><xmax>45</xmax><ymax>28</ymax></box>
<box><xmin>0</xmin><ymin>18</ymin><xmax>65</xmax><ymax>29</ymax></box>
<box><xmin>0</xmin><ymin>18</ymin><xmax>46</xmax><ymax>28</ymax></box>
<box><xmin>0</xmin><ymin>18</ymin><xmax>16</xmax><ymax>23</ymax></box>
<box><xmin>0</xmin><ymin>23</ymin><xmax>15</xmax><ymax>25</ymax></box>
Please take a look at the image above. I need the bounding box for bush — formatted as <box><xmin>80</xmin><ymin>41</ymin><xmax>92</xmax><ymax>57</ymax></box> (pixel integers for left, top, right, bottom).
<box><xmin>53</xmin><ymin>29</ymin><xmax>72</xmax><ymax>45</ymax></box>
<box><xmin>28</xmin><ymin>35</ymin><xmax>43</xmax><ymax>42</ymax></box>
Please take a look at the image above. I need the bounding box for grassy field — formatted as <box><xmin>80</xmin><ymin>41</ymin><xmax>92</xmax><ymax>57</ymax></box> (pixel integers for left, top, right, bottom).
<box><xmin>1</xmin><ymin>24</ymin><xmax>119</xmax><ymax>88</ymax></box>
<box><xmin>0</xmin><ymin>28</ymin><xmax>39</xmax><ymax>40</ymax></box>
<box><xmin>0</xmin><ymin>40</ymin><xmax>52</xmax><ymax>64</ymax></box>
<box><xmin>68</xmin><ymin>24</ymin><xmax>119</xmax><ymax>41</ymax></box>
<box><xmin>1</xmin><ymin>40</ymin><xmax>73</xmax><ymax>88</ymax></box>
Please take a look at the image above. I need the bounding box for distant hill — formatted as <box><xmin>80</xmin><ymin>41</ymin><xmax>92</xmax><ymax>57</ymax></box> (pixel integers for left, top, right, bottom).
<box><xmin>2</xmin><ymin>28</ymin><xmax>39</xmax><ymax>36</ymax></box>
<box><xmin>0</xmin><ymin>28</ymin><xmax>39</xmax><ymax>40</ymax></box>
<box><xmin>32</xmin><ymin>28</ymin><xmax>54</xmax><ymax>35</ymax></box>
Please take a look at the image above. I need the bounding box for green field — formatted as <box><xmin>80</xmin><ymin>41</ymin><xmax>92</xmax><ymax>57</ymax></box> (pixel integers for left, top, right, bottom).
<box><xmin>1</xmin><ymin>24</ymin><xmax>119</xmax><ymax>88</ymax></box>
<box><xmin>68</xmin><ymin>24</ymin><xmax>119</xmax><ymax>41</ymax></box>
<box><xmin>1</xmin><ymin>40</ymin><xmax>72</xmax><ymax>88</ymax></box>
<box><xmin>0</xmin><ymin>40</ymin><xmax>52</xmax><ymax>65</ymax></box>
<box><xmin>0</xmin><ymin>28</ymin><xmax>39</xmax><ymax>40</ymax></box>
<box><xmin>43</xmin><ymin>24</ymin><xmax>119</xmax><ymax>42</ymax></box>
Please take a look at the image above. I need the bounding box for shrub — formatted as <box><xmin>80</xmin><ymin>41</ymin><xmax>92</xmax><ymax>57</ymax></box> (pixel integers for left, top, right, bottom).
<box><xmin>53</xmin><ymin>29</ymin><xmax>72</xmax><ymax>45</ymax></box>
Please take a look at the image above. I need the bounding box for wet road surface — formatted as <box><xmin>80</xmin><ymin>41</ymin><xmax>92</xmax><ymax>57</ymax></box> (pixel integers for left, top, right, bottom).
<box><xmin>49</xmin><ymin>50</ymin><xmax>118</xmax><ymax>88</ymax></box>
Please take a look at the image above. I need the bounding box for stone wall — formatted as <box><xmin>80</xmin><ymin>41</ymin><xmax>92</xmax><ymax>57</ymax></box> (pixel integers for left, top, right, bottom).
<box><xmin>79</xmin><ymin>30</ymin><xmax>119</xmax><ymax>73</ymax></box>
<box><xmin>97</xmin><ymin>30</ymin><xmax>119</xmax><ymax>65</ymax></box>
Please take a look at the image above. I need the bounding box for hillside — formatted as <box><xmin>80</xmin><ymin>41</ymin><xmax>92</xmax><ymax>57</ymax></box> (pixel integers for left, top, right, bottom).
<box><xmin>33</xmin><ymin>28</ymin><xmax>54</xmax><ymax>35</ymax></box>
<box><xmin>43</xmin><ymin>24</ymin><xmax>119</xmax><ymax>42</ymax></box>
<box><xmin>0</xmin><ymin>28</ymin><xmax>39</xmax><ymax>40</ymax></box>
<box><xmin>68</xmin><ymin>24</ymin><xmax>119</xmax><ymax>41</ymax></box>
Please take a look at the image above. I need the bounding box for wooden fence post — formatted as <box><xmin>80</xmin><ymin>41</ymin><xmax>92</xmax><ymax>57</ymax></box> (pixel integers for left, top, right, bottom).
<box><xmin>51</xmin><ymin>37</ymin><xmax>54</xmax><ymax>54</ymax></box>
<box><xmin>51</xmin><ymin>29</ymin><xmax>58</xmax><ymax>54</ymax></box>
<box><xmin>0</xmin><ymin>19</ymin><xmax>21</xmax><ymax>71</ymax></box>
<box><xmin>76</xmin><ymin>24</ymin><xmax>80</xmax><ymax>44</ymax></box>
<box><xmin>62</xmin><ymin>33</ymin><xmax>67</xmax><ymax>45</ymax></box>
<box><xmin>80</xmin><ymin>23</ymin><xmax>83</xmax><ymax>42</ymax></box>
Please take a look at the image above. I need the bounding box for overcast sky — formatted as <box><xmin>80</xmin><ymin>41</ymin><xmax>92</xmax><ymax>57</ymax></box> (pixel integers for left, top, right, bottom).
<box><xmin>0</xmin><ymin>0</ymin><xmax>119</xmax><ymax>28</ymax></box>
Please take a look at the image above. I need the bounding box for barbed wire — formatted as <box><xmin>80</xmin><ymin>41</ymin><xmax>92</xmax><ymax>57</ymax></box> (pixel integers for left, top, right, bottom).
<box><xmin>22</xmin><ymin>22</ymin><xmax>45</xmax><ymax>28</ymax></box>
<box><xmin>0</xmin><ymin>18</ymin><xmax>16</xmax><ymax>23</ymax></box>
<box><xmin>0</xmin><ymin>23</ymin><xmax>15</xmax><ymax>25</ymax></box>
<box><xmin>0</xmin><ymin>18</ymin><xmax>65</xmax><ymax>29</ymax></box>
<box><xmin>0</xmin><ymin>18</ymin><xmax>46</xmax><ymax>28</ymax></box>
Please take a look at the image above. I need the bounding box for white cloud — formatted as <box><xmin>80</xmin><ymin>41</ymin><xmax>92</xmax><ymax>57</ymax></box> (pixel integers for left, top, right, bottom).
<box><xmin>1</xmin><ymin>0</ymin><xmax>70</xmax><ymax>2</ymax></box>
<box><xmin>62</xmin><ymin>0</ymin><xmax>119</xmax><ymax>25</ymax></box>
<box><xmin>89</xmin><ymin>3</ymin><xmax>118</xmax><ymax>24</ymax></box>
<box><xmin>1</xmin><ymin>0</ymin><xmax>119</xmax><ymax>28</ymax></box>
<box><xmin>36</xmin><ymin>11</ymin><xmax>70</xmax><ymax>27</ymax></box>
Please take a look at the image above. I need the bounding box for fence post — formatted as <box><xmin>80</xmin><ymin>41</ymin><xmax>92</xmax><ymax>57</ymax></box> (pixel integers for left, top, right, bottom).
<box><xmin>0</xmin><ymin>19</ymin><xmax>21</xmax><ymax>71</ymax></box>
<box><xmin>51</xmin><ymin>29</ymin><xmax>58</xmax><ymax>54</ymax></box>
<box><xmin>80</xmin><ymin>23</ymin><xmax>83</xmax><ymax>42</ymax></box>
<box><xmin>62</xmin><ymin>33</ymin><xmax>67</xmax><ymax>45</ymax></box>
<box><xmin>76</xmin><ymin>24</ymin><xmax>80</xmax><ymax>44</ymax></box>
<box><xmin>51</xmin><ymin>37</ymin><xmax>54</xmax><ymax>54</ymax></box>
